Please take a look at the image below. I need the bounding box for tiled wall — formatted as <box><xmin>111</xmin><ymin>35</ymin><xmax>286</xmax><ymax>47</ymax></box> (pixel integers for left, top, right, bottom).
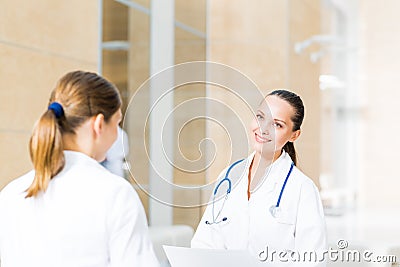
<box><xmin>0</xmin><ymin>0</ymin><xmax>99</xmax><ymax>189</ymax></box>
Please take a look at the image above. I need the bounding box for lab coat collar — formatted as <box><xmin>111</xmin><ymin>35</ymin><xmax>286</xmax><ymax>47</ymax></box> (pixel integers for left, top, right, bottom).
<box><xmin>248</xmin><ymin>150</ymin><xmax>292</xmax><ymax>194</ymax></box>
<box><xmin>63</xmin><ymin>150</ymin><xmax>101</xmax><ymax>168</ymax></box>
<box><xmin>247</xmin><ymin>150</ymin><xmax>289</xmax><ymax>177</ymax></box>
<box><xmin>266</xmin><ymin>150</ymin><xmax>291</xmax><ymax>180</ymax></box>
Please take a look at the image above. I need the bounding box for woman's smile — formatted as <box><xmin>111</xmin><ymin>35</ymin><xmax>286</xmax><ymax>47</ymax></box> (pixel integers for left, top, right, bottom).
<box><xmin>254</xmin><ymin>132</ymin><xmax>271</xmax><ymax>143</ymax></box>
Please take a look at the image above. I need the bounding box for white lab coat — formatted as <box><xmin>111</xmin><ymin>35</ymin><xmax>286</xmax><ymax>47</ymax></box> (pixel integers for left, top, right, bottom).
<box><xmin>191</xmin><ymin>151</ymin><xmax>327</xmax><ymax>266</ymax></box>
<box><xmin>0</xmin><ymin>151</ymin><xmax>159</xmax><ymax>267</ymax></box>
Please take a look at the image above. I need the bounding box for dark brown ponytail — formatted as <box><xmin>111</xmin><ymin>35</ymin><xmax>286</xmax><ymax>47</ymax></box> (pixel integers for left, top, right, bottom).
<box><xmin>268</xmin><ymin>89</ymin><xmax>304</xmax><ymax>166</ymax></box>
<box><xmin>282</xmin><ymin>142</ymin><xmax>297</xmax><ymax>166</ymax></box>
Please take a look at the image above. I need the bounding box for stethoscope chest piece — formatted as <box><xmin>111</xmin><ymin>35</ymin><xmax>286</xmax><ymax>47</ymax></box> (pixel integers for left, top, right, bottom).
<box><xmin>269</xmin><ymin>205</ymin><xmax>281</xmax><ymax>218</ymax></box>
<box><xmin>268</xmin><ymin>162</ymin><xmax>294</xmax><ymax>219</ymax></box>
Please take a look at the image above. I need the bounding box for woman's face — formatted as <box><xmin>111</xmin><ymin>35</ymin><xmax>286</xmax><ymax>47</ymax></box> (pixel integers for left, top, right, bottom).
<box><xmin>250</xmin><ymin>95</ymin><xmax>300</xmax><ymax>160</ymax></box>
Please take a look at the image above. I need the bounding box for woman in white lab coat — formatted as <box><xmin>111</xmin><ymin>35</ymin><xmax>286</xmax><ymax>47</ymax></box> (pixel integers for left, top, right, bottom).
<box><xmin>0</xmin><ymin>71</ymin><xmax>159</xmax><ymax>267</ymax></box>
<box><xmin>192</xmin><ymin>90</ymin><xmax>326</xmax><ymax>266</ymax></box>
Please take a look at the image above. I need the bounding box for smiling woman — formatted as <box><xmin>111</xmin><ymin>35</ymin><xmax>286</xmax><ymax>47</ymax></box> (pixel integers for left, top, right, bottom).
<box><xmin>0</xmin><ymin>71</ymin><xmax>159</xmax><ymax>267</ymax></box>
<box><xmin>191</xmin><ymin>89</ymin><xmax>327</xmax><ymax>266</ymax></box>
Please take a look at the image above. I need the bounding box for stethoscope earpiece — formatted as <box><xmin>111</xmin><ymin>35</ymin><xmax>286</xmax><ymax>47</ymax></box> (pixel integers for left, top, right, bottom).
<box><xmin>204</xmin><ymin>217</ymin><xmax>228</xmax><ymax>225</ymax></box>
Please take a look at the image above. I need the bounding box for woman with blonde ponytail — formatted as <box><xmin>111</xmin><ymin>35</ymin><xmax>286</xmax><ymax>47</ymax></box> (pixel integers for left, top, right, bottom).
<box><xmin>0</xmin><ymin>71</ymin><xmax>159</xmax><ymax>267</ymax></box>
<box><xmin>192</xmin><ymin>90</ymin><xmax>327</xmax><ymax>266</ymax></box>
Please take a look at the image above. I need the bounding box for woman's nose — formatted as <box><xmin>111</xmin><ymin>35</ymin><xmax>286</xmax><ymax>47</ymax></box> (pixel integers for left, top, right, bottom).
<box><xmin>258</xmin><ymin>122</ymin><xmax>271</xmax><ymax>135</ymax></box>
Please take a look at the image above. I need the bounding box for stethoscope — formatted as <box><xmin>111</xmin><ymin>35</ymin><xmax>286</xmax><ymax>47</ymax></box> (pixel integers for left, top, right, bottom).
<box><xmin>268</xmin><ymin>162</ymin><xmax>294</xmax><ymax>218</ymax></box>
<box><xmin>205</xmin><ymin>159</ymin><xmax>244</xmax><ymax>225</ymax></box>
<box><xmin>205</xmin><ymin>159</ymin><xmax>294</xmax><ymax>225</ymax></box>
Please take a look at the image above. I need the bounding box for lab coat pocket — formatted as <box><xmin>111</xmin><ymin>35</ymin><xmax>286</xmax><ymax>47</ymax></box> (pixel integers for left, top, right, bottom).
<box><xmin>276</xmin><ymin>210</ymin><xmax>296</xmax><ymax>225</ymax></box>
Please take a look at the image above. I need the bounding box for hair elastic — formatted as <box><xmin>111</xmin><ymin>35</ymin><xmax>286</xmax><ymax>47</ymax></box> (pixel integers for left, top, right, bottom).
<box><xmin>48</xmin><ymin>102</ymin><xmax>64</xmax><ymax>119</ymax></box>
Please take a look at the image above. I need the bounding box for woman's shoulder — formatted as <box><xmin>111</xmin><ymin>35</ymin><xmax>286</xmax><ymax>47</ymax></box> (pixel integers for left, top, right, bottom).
<box><xmin>291</xmin><ymin>165</ymin><xmax>320</xmax><ymax>194</ymax></box>
<box><xmin>63</xmin><ymin>151</ymin><xmax>130</xmax><ymax>186</ymax></box>
<box><xmin>71</xmin><ymin>160</ymin><xmax>134</xmax><ymax>192</ymax></box>
<box><xmin>0</xmin><ymin>170</ymin><xmax>35</xmax><ymax>199</ymax></box>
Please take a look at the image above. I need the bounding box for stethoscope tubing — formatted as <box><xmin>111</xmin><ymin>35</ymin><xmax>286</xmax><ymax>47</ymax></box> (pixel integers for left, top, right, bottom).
<box><xmin>275</xmin><ymin>162</ymin><xmax>294</xmax><ymax>208</ymax></box>
<box><xmin>206</xmin><ymin>159</ymin><xmax>244</xmax><ymax>225</ymax></box>
<box><xmin>206</xmin><ymin>158</ymin><xmax>294</xmax><ymax>224</ymax></box>
<box><xmin>213</xmin><ymin>159</ymin><xmax>245</xmax><ymax>196</ymax></box>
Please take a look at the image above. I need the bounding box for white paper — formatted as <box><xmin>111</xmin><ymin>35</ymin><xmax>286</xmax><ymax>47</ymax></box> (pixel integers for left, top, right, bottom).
<box><xmin>163</xmin><ymin>245</ymin><xmax>267</xmax><ymax>267</ymax></box>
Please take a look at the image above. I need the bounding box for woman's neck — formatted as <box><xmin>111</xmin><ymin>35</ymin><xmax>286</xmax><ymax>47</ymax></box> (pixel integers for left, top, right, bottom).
<box><xmin>273</xmin><ymin>149</ymin><xmax>282</xmax><ymax>162</ymax></box>
<box><xmin>62</xmin><ymin>132</ymin><xmax>95</xmax><ymax>159</ymax></box>
<box><xmin>249</xmin><ymin>150</ymin><xmax>282</xmax><ymax>192</ymax></box>
<box><xmin>253</xmin><ymin>149</ymin><xmax>282</xmax><ymax>169</ymax></box>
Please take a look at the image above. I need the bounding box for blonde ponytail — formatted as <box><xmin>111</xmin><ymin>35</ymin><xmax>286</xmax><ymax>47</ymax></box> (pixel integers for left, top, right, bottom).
<box><xmin>26</xmin><ymin>109</ymin><xmax>65</xmax><ymax>198</ymax></box>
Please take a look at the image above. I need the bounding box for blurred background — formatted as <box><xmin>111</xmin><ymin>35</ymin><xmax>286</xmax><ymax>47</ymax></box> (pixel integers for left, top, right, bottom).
<box><xmin>1</xmin><ymin>0</ymin><xmax>399</xmax><ymax>266</ymax></box>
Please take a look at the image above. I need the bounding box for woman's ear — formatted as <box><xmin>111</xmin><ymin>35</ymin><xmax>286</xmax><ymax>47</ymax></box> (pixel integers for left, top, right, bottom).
<box><xmin>289</xmin><ymin>129</ymin><xmax>301</xmax><ymax>142</ymax></box>
<box><xmin>93</xmin><ymin>114</ymin><xmax>105</xmax><ymax>136</ymax></box>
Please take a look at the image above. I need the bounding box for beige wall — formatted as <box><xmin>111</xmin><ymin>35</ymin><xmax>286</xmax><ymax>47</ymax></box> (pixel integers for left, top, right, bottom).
<box><xmin>0</xmin><ymin>0</ymin><xmax>99</xmax><ymax>189</ymax></box>
<box><xmin>358</xmin><ymin>0</ymin><xmax>400</xmax><ymax>209</ymax></box>
<box><xmin>126</xmin><ymin>1</ymin><xmax>151</xmax><ymax>220</ymax></box>
<box><xmin>289</xmin><ymin>0</ymin><xmax>321</xmax><ymax>186</ymax></box>
<box><xmin>102</xmin><ymin>1</ymin><xmax>151</xmax><ymax>214</ymax></box>
<box><xmin>102</xmin><ymin>0</ymin><xmax>129</xmax><ymax>111</ymax></box>
<box><xmin>125</xmin><ymin>0</ymin><xmax>207</xmax><ymax>228</ymax></box>
<box><xmin>173</xmin><ymin>0</ymin><xmax>207</xmax><ymax>229</ymax></box>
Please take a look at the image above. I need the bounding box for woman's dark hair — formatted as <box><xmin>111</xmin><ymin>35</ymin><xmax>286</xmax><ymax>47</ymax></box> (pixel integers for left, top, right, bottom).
<box><xmin>268</xmin><ymin>89</ymin><xmax>304</xmax><ymax>165</ymax></box>
<box><xmin>26</xmin><ymin>71</ymin><xmax>121</xmax><ymax>198</ymax></box>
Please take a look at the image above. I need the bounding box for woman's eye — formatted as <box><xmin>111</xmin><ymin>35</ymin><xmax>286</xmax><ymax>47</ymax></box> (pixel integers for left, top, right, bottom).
<box><xmin>256</xmin><ymin>114</ymin><xmax>263</xmax><ymax>120</ymax></box>
<box><xmin>273</xmin><ymin>122</ymin><xmax>282</xmax><ymax>128</ymax></box>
